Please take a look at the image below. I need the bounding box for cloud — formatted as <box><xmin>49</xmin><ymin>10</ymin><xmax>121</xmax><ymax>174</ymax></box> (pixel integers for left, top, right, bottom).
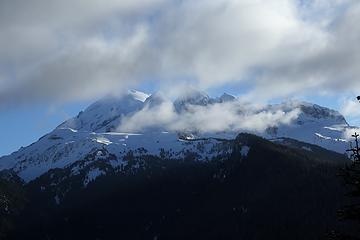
<box><xmin>0</xmin><ymin>0</ymin><xmax>359</xmax><ymax>106</ymax></box>
<box><xmin>343</xmin><ymin>127</ymin><xmax>360</xmax><ymax>141</ymax></box>
<box><xmin>247</xmin><ymin>0</ymin><xmax>360</xmax><ymax>99</ymax></box>
<box><xmin>118</xmin><ymin>100</ymin><xmax>177</xmax><ymax>132</ymax></box>
<box><xmin>0</xmin><ymin>0</ymin><xmax>166</xmax><ymax>105</ymax></box>
<box><xmin>1</xmin><ymin>26</ymin><xmax>156</xmax><ymax>104</ymax></box>
<box><xmin>118</xmin><ymin>100</ymin><xmax>300</xmax><ymax>134</ymax></box>
<box><xmin>340</xmin><ymin>98</ymin><xmax>360</xmax><ymax>121</ymax></box>
<box><xmin>0</xmin><ymin>0</ymin><xmax>166</xmax><ymax>67</ymax></box>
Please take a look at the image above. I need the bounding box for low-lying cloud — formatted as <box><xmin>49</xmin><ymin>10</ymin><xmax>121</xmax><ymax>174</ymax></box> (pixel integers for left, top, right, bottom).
<box><xmin>118</xmin><ymin>100</ymin><xmax>300</xmax><ymax>134</ymax></box>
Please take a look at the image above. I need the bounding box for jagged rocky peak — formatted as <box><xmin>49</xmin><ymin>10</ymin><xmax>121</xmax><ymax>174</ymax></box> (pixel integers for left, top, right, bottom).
<box><xmin>288</xmin><ymin>101</ymin><xmax>347</xmax><ymax>125</ymax></box>
<box><xmin>174</xmin><ymin>88</ymin><xmax>212</xmax><ymax>112</ymax></box>
<box><xmin>298</xmin><ymin>103</ymin><xmax>347</xmax><ymax>123</ymax></box>
<box><xmin>58</xmin><ymin>90</ymin><xmax>150</xmax><ymax>132</ymax></box>
<box><xmin>272</xmin><ymin>100</ymin><xmax>348</xmax><ymax>125</ymax></box>
<box><xmin>173</xmin><ymin>89</ymin><xmax>237</xmax><ymax>111</ymax></box>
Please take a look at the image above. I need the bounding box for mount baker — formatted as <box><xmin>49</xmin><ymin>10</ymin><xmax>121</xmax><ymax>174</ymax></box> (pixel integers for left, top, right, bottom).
<box><xmin>0</xmin><ymin>89</ymin><xmax>356</xmax><ymax>182</ymax></box>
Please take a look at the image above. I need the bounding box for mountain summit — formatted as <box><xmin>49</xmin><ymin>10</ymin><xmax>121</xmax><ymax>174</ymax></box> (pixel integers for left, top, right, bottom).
<box><xmin>174</xmin><ymin>89</ymin><xmax>212</xmax><ymax>112</ymax></box>
<box><xmin>58</xmin><ymin>90</ymin><xmax>148</xmax><ymax>132</ymax></box>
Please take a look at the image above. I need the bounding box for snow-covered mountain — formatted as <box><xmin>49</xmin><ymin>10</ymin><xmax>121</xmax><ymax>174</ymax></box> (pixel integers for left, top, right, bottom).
<box><xmin>174</xmin><ymin>89</ymin><xmax>212</xmax><ymax>112</ymax></box>
<box><xmin>0</xmin><ymin>89</ymin><xmax>356</xmax><ymax>182</ymax></box>
<box><xmin>58</xmin><ymin>90</ymin><xmax>149</xmax><ymax>132</ymax></box>
<box><xmin>264</xmin><ymin>101</ymin><xmax>353</xmax><ymax>153</ymax></box>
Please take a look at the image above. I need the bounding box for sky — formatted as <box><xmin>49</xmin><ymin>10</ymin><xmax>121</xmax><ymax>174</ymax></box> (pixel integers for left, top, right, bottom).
<box><xmin>1</xmin><ymin>0</ymin><xmax>360</xmax><ymax>156</ymax></box>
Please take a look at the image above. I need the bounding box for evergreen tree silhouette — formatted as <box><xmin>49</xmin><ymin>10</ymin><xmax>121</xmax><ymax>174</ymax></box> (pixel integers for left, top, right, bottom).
<box><xmin>334</xmin><ymin>97</ymin><xmax>360</xmax><ymax>239</ymax></box>
<box><xmin>339</xmin><ymin>132</ymin><xmax>360</xmax><ymax>222</ymax></box>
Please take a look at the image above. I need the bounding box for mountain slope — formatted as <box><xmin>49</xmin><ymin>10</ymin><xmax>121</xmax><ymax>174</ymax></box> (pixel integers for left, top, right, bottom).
<box><xmin>7</xmin><ymin>133</ymin><xmax>353</xmax><ymax>240</ymax></box>
<box><xmin>58</xmin><ymin>90</ymin><xmax>148</xmax><ymax>132</ymax></box>
<box><xmin>265</xmin><ymin>101</ymin><xmax>352</xmax><ymax>153</ymax></box>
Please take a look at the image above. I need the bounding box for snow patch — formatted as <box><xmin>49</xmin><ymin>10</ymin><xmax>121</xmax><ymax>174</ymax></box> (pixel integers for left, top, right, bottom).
<box><xmin>315</xmin><ymin>133</ymin><xmax>332</xmax><ymax>140</ymax></box>
<box><xmin>84</xmin><ymin>168</ymin><xmax>105</xmax><ymax>187</ymax></box>
<box><xmin>95</xmin><ymin>137</ymin><xmax>112</xmax><ymax>145</ymax></box>
<box><xmin>128</xmin><ymin>89</ymin><xmax>150</xmax><ymax>102</ymax></box>
<box><xmin>301</xmin><ymin>146</ymin><xmax>312</xmax><ymax>152</ymax></box>
<box><xmin>240</xmin><ymin>146</ymin><xmax>250</xmax><ymax>157</ymax></box>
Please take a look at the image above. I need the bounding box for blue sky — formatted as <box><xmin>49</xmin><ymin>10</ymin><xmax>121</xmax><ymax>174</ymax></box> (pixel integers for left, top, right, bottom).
<box><xmin>1</xmin><ymin>0</ymin><xmax>360</xmax><ymax>156</ymax></box>
<box><xmin>0</xmin><ymin>102</ymin><xmax>90</xmax><ymax>156</ymax></box>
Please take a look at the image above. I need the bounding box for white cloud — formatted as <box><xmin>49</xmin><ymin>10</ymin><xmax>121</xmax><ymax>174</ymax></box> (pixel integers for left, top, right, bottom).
<box><xmin>0</xmin><ymin>0</ymin><xmax>166</xmax><ymax>105</ymax></box>
<box><xmin>343</xmin><ymin>127</ymin><xmax>360</xmax><ymax>141</ymax></box>
<box><xmin>157</xmin><ymin>0</ymin><xmax>307</xmax><ymax>86</ymax></box>
<box><xmin>118</xmin><ymin>100</ymin><xmax>300</xmax><ymax>134</ymax></box>
<box><xmin>340</xmin><ymin>98</ymin><xmax>360</xmax><ymax>120</ymax></box>
<box><xmin>119</xmin><ymin>100</ymin><xmax>177</xmax><ymax>132</ymax></box>
<box><xmin>0</xmin><ymin>0</ymin><xmax>359</xmax><ymax>106</ymax></box>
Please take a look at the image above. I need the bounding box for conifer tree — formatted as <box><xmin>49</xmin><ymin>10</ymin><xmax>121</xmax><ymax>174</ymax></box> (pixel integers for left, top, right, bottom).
<box><xmin>339</xmin><ymin>132</ymin><xmax>360</xmax><ymax>222</ymax></box>
<box><xmin>333</xmin><ymin>97</ymin><xmax>360</xmax><ymax>239</ymax></box>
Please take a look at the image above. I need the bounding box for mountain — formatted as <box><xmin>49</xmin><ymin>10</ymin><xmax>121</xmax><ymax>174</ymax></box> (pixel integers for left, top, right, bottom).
<box><xmin>217</xmin><ymin>93</ymin><xmax>236</xmax><ymax>103</ymax></box>
<box><xmin>5</xmin><ymin>133</ymin><xmax>354</xmax><ymax>240</ymax></box>
<box><xmin>174</xmin><ymin>89</ymin><xmax>212</xmax><ymax>112</ymax></box>
<box><xmin>0</xmin><ymin>90</ymin><xmax>356</xmax><ymax>182</ymax></box>
<box><xmin>144</xmin><ymin>91</ymin><xmax>171</xmax><ymax>108</ymax></box>
<box><xmin>264</xmin><ymin>101</ymin><xmax>353</xmax><ymax>153</ymax></box>
<box><xmin>0</xmin><ymin>171</ymin><xmax>25</xmax><ymax>239</ymax></box>
<box><xmin>0</xmin><ymin>89</ymin><xmax>357</xmax><ymax>238</ymax></box>
<box><xmin>58</xmin><ymin>89</ymin><xmax>149</xmax><ymax>132</ymax></box>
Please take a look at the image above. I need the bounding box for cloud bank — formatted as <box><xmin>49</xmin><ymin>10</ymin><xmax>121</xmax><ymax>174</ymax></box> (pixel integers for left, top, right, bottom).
<box><xmin>0</xmin><ymin>0</ymin><xmax>359</xmax><ymax>106</ymax></box>
<box><xmin>118</xmin><ymin>100</ymin><xmax>300</xmax><ymax>134</ymax></box>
